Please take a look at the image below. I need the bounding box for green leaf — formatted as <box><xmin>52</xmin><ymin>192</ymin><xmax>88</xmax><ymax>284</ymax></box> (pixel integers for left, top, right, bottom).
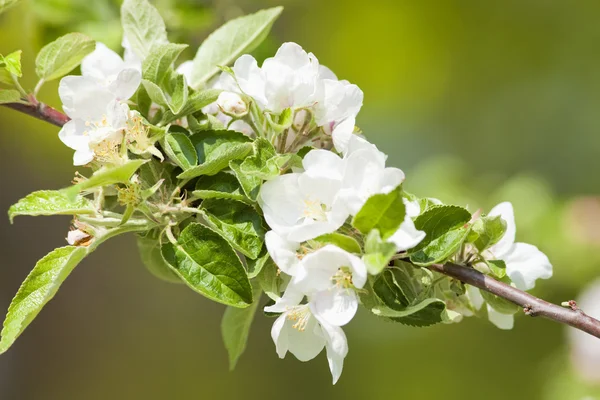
<box><xmin>0</xmin><ymin>246</ymin><xmax>88</xmax><ymax>354</ymax></box>
<box><xmin>121</xmin><ymin>0</ymin><xmax>167</xmax><ymax>59</ymax></box>
<box><xmin>1</xmin><ymin>50</ymin><xmax>22</xmax><ymax>77</ymax></box>
<box><xmin>486</xmin><ymin>259</ymin><xmax>507</xmax><ymax>278</ymax></box>
<box><xmin>142</xmin><ymin>43</ymin><xmax>187</xmax><ymax>85</ymax></box>
<box><xmin>256</xmin><ymin>258</ymin><xmax>284</xmax><ymax>301</ymax></box>
<box><xmin>169</xmin><ymin>74</ymin><xmax>188</xmax><ymax>114</ymax></box>
<box><xmin>0</xmin><ymin>89</ymin><xmax>21</xmax><ymax>104</ymax></box>
<box><xmin>480</xmin><ymin>287</ymin><xmax>519</xmax><ymax>315</ymax></box>
<box><xmin>229</xmin><ymin>160</ymin><xmax>262</xmax><ymax>201</ymax></box>
<box><xmin>161</xmin><ymin>132</ymin><xmax>197</xmax><ymax>170</ymax></box>
<box><xmin>239</xmin><ymin>137</ymin><xmax>281</xmax><ymax>180</ymax></box>
<box><xmin>177</xmin><ymin>130</ymin><xmax>252</xmax><ymax>179</ymax></box>
<box><xmin>193</xmin><ymin>172</ymin><xmax>249</xmax><ymax>203</ymax></box>
<box><xmin>373</xmin><ymin>269</ymin><xmax>410</xmax><ymax>310</ymax></box>
<box><xmin>161</xmin><ymin>223</ymin><xmax>253</xmax><ymax>307</ymax></box>
<box><xmin>221</xmin><ymin>282</ymin><xmax>261</xmax><ymax>370</ymax></box>
<box><xmin>202</xmin><ymin>199</ymin><xmax>266</xmax><ymax>259</ymax></box>
<box><xmin>470</xmin><ymin>215</ymin><xmax>507</xmax><ymax>252</ymax></box>
<box><xmin>372</xmin><ymin>298</ymin><xmax>447</xmax><ymax>327</ymax></box>
<box><xmin>409</xmin><ymin>205</ymin><xmax>472</xmax><ymax>267</ymax></box>
<box><xmin>189</xmin><ymin>7</ymin><xmax>283</xmax><ymax>88</ymax></box>
<box><xmin>141</xmin><ymin>79</ymin><xmax>169</xmax><ymax>108</ymax></box>
<box><xmin>246</xmin><ymin>248</ymin><xmax>272</xmax><ymax>278</ymax></box>
<box><xmin>161</xmin><ymin>88</ymin><xmax>221</xmax><ymax>124</ymax></box>
<box><xmin>64</xmin><ymin>159</ymin><xmax>147</xmax><ymax>198</ymax></box>
<box><xmin>137</xmin><ymin>159</ymin><xmax>177</xmax><ymax>203</ymax></box>
<box><xmin>0</xmin><ymin>0</ymin><xmax>20</xmax><ymax>16</ymax></box>
<box><xmin>265</xmin><ymin>108</ymin><xmax>293</xmax><ymax>133</ymax></box>
<box><xmin>363</xmin><ymin>230</ymin><xmax>397</xmax><ymax>275</ymax></box>
<box><xmin>136</xmin><ymin>232</ymin><xmax>181</xmax><ymax>283</ymax></box>
<box><xmin>352</xmin><ymin>186</ymin><xmax>406</xmax><ymax>239</ymax></box>
<box><xmin>310</xmin><ymin>233</ymin><xmax>362</xmax><ymax>254</ymax></box>
<box><xmin>0</xmin><ymin>68</ymin><xmax>13</xmax><ymax>86</ymax></box>
<box><xmin>8</xmin><ymin>190</ymin><xmax>95</xmax><ymax>223</ymax></box>
<box><xmin>35</xmin><ymin>33</ymin><xmax>95</xmax><ymax>81</ymax></box>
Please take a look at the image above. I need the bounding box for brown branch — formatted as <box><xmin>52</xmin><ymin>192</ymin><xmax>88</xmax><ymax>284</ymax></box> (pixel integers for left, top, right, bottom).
<box><xmin>2</xmin><ymin>102</ymin><xmax>69</xmax><ymax>128</ymax></box>
<box><xmin>429</xmin><ymin>262</ymin><xmax>600</xmax><ymax>338</ymax></box>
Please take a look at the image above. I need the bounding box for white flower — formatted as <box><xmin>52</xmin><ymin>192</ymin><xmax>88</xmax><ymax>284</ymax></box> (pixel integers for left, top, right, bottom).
<box><xmin>259</xmin><ymin>149</ymin><xmax>349</xmax><ymax>242</ymax></box>
<box><xmin>265</xmin><ymin>231</ymin><xmax>301</xmax><ymax>276</ymax></box>
<box><xmin>265</xmin><ymin>285</ymin><xmax>349</xmax><ymax>384</ymax></box>
<box><xmin>58</xmin><ymin>100</ymin><xmax>130</xmax><ymax>165</ymax></box>
<box><xmin>466</xmin><ymin>285</ymin><xmax>514</xmax><ymax>330</ymax></box>
<box><xmin>314</xmin><ymin>78</ymin><xmax>363</xmax><ymax>127</ymax></box>
<box><xmin>176</xmin><ymin>60</ymin><xmax>193</xmax><ymax>83</ymax></box>
<box><xmin>80</xmin><ymin>42</ymin><xmax>142</xmax><ymax>102</ymax></box>
<box><xmin>66</xmin><ymin>229</ymin><xmax>91</xmax><ymax>246</ymax></box>
<box><xmin>486</xmin><ymin>202</ymin><xmax>553</xmax><ymax>290</ymax></box>
<box><xmin>216</xmin><ymin>91</ymin><xmax>247</xmax><ymax>116</ymax></box>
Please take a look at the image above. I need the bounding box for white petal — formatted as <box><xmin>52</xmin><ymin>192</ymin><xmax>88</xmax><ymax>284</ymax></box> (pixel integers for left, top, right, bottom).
<box><xmin>288</xmin><ymin>219</ymin><xmax>344</xmax><ymax>243</ymax></box>
<box><xmin>259</xmin><ymin>173</ymin><xmax>305</xmax><ymax>235</ymax></box>
<box><xmin>296</xmin><ymin>245</ymin><xmax>363</xmax><ymax>292</ymax></box>
<box><xmin>81</xmin><ymin>42</ymin><xmax>124</xmax><ymax>81</ymax></box>
<box><xmin>380</xmin><ymin>168</ymin><xmax>405</xmax><ymax>193</ymax></box>
<box><xmin>466</xmin><ymin>285</ymin><xmax>484</xmax><ymax>310</ymax></box>
<box><xmin>488</xmin><ymin>202</ymin><xmax>516</xmax><ymax>258</ymax></box>
<box><xmin>264</xmin><ymin>284</ymin><xmax>304</xmax><ymax>313</ymax></box>
<box><xmin>317</xmin><ymin>320</ymin><xmax>348</xmax><ymax>384</ymax></box>
<box><xmin>122</xmin><ymin>36</ymin><xmax>143</xmax><ymax>67</ymax></box>
<box><xmin>110</xmin><ymin>68</ymin><xmax>141</xmax><ymax>101</ymax></box>
<box><xmin>232</xmin><ymin>54</ymin><xmax>267</xmax><ymax>106</ymax></box>
<box><xmin>286</xmin><ymin>313</ymin><xmax>326</xmax><ymax>362</ymax></box>
<box><xmin>227</xmin><ymin>119</ymin><xmax>253</xmax><ymax>136</ymax></box>
<box><xmin>176</xmin><ymin>60</ymin><xmax>194</xmax><ymax>82</ymax></box>
<box><xmin>387</xmin><ymin>216</ymin><xmax>426</xmax><ymax>251</ymax></box>
<box><xmin>504</xmin><ymin>242</ymin><xmax>552</xmax><ymax>290</ymax></box>
<box><xmin>405</xmin><ymin>198</ymin><xmax>421</xmax><ymax>218</ymax></box>
<box><xmin>271</xmin><ymin>314</ymin><xmax>289</xmax><ymax>358</ymax></box>
<box><xmin>302</xmin><ymin>149</ymin><xmax>344</xmax><ymax>180</ymax></box>
<box><xmin>310</xmin><ymin>288</ymin><xmax>358</xmax><ymax>326</ymax></box>
<box><xmin>315</xmin><ymin>79</ymin><xmax>363</xmax><ymax>126</ymax></box>
<box><xmin>318</xmin><ymin>65</ymin><xmax>337</xmax><ymax>80</ymax></box>
<box><xmin>265</xmin><ymin>231</ymin><xmax>301</xmax><ymax>276</ymax></box>
<box><xmin>331</xmin><ymin>117</ymin><xmax>355</xmax><ymax>154</ymax></box>
<box><xmin>106</xmin><ymin>100</ymin><xmax>130</xmax><ymax>129</ymax></box>
<box><xmin>487</xmin><ymin>304</ymin><xmax>514</xmax><ymax>330</ymax></box>
<box><xmin>58</xmin><ymin>76</ymin><xmax>115</xmax><ymax>120</ymax></box>
<box><xmin>73</xmin><ymin>148</ymin><xmax>94</xmax><ymax>166</ymax></box>
<box><xmin>58</xmin><ymin>119</ymin><xmax>90</xmax><ymax>151</ymax></box>
<box><xmin>67</xmin><ymin>229</ymin><xmax>89</xmax><ymax>245</ymax></box>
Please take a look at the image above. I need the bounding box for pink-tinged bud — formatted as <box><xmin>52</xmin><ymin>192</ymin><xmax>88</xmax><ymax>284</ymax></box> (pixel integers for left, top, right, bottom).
<box><xmin>216</xmin><ymin>92</ymin><xmax>248</xmax><ymax>117</ymax></box>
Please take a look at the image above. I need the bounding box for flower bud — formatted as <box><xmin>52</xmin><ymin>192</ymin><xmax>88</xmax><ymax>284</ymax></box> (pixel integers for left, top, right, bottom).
<box><xmin>216</xmin><ymin>92</ymin><xmax>248</xmax><ymax>117</ymax></box>
<box><xmin>66</xmin><ymin>229</ymin><xmax>92</xmax><ymax>246</ymax></box>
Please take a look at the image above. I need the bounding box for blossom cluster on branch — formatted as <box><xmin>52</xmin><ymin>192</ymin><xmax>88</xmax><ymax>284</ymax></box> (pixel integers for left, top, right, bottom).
<box><xmin>0</xmin><ymin>0</ymin><xmax>560</xmax><ymax>384</ymax></box>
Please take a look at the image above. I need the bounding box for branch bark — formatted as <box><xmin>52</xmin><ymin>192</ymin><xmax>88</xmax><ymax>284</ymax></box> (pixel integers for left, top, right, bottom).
<box><xmin>429</xmin><ymin>262</ymin><xmax>600</xmax><ymax>338</ymax></box>
<box><xmin>2</xmin><ymin>102</ymin><xmax>69</xmax><ymax>128</ymax></box>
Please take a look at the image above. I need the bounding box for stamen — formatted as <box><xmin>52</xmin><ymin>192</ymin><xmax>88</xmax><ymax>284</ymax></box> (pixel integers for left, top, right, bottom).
<box><xmin>332</xmin><ymin>266</ymin><xmax>353</xmax><ymax>289</ymax></box>
<box><xmin>286</xmin><ymin>305</ymin><xmax>311</xmax><ymax>332</ymax></box>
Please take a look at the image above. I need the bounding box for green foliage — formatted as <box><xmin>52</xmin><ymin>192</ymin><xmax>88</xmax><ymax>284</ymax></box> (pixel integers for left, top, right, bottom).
<box><xmin>142</xmin><ymin>43</ymin><xmax>187</xmax><ymax>85</ymax></box>
<box><xmin>0</xmin><ymin>246</ymin><xmax>88</xmax><ymax>354</ymax></box>
<box><xmin>177</xmin><ymin>130</ymin><xmax>252</xmax><ymax>179</ymax></box>
<box><xmin>1</xmin><ymin>50</ymin><xmax>22</xmax><ymax>77</ymax></box>
<box><xmin>201</xmin><ymin>198</ymin><xmax>266</xmax><ymax>259</ymax></box>
<box><xmin>363</xmin><ymin>229</ymin><xmax>397</xmax><ymax>275</ymax></box>
<box><xmin>169</xmin><ymin>74</ymin><xmax>188</xmax><ymax>114</ymax></box>
<box><xmin>35</xmin><ymin>33</ymin><xmax>95</xmax><ymax>81</ymax></box>
<box><xmin>480</xmin><ymin>288</ymin><xmax>519</xmax><ymax>315</ymax></box>
<box><xmin>221</xmin><ymin>283</ymin><xmax>262</xmax><ymax>370</ymax></box>
<box><xmin>161</xmin><ymin>223</ymin><xmax>253</xmax><ymax>307</ymax></box>
<box><xmin>230</xmin><ymin>160</ymin><xmax>262</xmax><ymax>201</ymax></box>
<box><xmin>64</xmin><ymin>159</ymin><xmax>147</xmax><ymax>198</ymax></box>
<box><xmin>121</xmin><ymin>0</ymin><xmax>167</xmax><ymax>59</ymax></box>
<box><xmin>239</xmin><ymin>138</ymin><xmax>298</xmax><ymax>180</ymax></box>
<box><xmin>0</xmin><ymin>89</ymin><xmax>21</xmax><ymax>103</ymax></box>
<box><xmin>189</xmin><ymin>6</ymin><xmax>283</xmax><ymax>88</ymax></box>
<box><xmin>256</xmin><ymin>258</ymin><xmax>285</xmax><ymax>301</ymax></box>
<box><xmin>193</xmin><ymin>172</ymin><xmax>249</xmax><ymax>203</ymax></box>
<box><xmin>141</xmin><ymin>79</ymin><xmax>170</xmax><ymax>108</ymax></box>
<box><xmin>246</xmin><ymin>248</ymin><xmax>273</xmax><ymax>278</ymax></box>
<box><xmin>469</xmin><ymin>215</ymin><xmax>507</xmax><ymax>252</ymax></box>
<box><xmin>161</xmin><ymin>88</ymin><xmax>221</xmax><ymax>124</ymax></box>
<box><xmin>486</xmin><ymin>259</ymin><xmax>507</xmax><ymax>278</ymax></box>
<box><xmin>309</xmin><ymin>233</ymin><xmax>362</xmax><ymax>254</ymax></box>
<box><xmin>8</xmin><ymin>190</ymin><xmax>95</xmax><ymax>223</ymax></box>
<box><xmin>161</xmin><ymin>131</ymin><xmax>197</xmax><ymax>170</ymax></box>
<box><xmin>410</xmin><ymin>205</ymin><xmax>472</xmax><ymax>266</ymax></box>
<box><xmin>136</xmin><ymin>232</ymin><xmax>181</xmax><ymax>283</ymax></box>
<box><xmin>0</xmin><ymin>0</ymin><xmax>18</xmax><ymax>15</ymax></box>
<box><xmin>373</xmin><ymin>298</ymin><xmax>447</xmax><ymax>327</ymax></box>
<box><xmin>352</xmin><ymin>186</ymin><xmax>406</xmax><ymax>239</ymax></box>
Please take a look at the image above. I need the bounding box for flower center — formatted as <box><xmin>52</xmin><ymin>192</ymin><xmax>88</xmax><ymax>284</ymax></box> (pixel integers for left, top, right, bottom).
<box><xmin>303</xmin><ymin>198</ymin><xmax>328</xmax><ymax>221</ymax></box>
<box><xmin>286</xmin><ymin>305</ymin><xmax>311</xmax><ymax>332</ymax></box>
<box><xmin>332</xmin><ymin>267</ymin><xmax>353</xmax><ymax>289</ymax></box>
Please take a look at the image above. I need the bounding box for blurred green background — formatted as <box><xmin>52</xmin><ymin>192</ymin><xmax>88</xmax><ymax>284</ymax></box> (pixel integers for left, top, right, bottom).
<box><xmin>1</xmin><ymin>0</ymin><xmax>600</xmax><ymax>398</ymax></box>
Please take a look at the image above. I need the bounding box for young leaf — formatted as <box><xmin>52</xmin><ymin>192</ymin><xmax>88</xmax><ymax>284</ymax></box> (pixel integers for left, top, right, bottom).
<box><xmin>1</xmin><ymin>50</ymin><xmax>22</xmax><ymax>77</ymax></box>
<box><xmin>0</xmin><ymin>246</ymin><xmax>88</xmax><ymax>354</ymax></box>
<box><xmin>177</xmin><ymin>130</ymin><xmax>252</xmax><ymax>179</ymax></box>
<box><xmin>486</xmin><ymin>259</ymin><xmax>507</xmax><ymax>279</ymax></box>
<box><xmin>230</xmin><ymin>160</ymin><xmax>262</xmax><ymax>201</ymax></box>
<box><xmin>372</xmin><ymin>298</ymin><xmax>447</xmax><ymax>327</ymax></box>
<box><xmin>352</xmin><ymin>186</ymin><xmax>406</xmax><ymax>239</ymax></box>
<box><xmin>409</xmin><ymin>205</ymin><xmax>471</xmax><ymax>266</ymax></box>
<box><xmin>0</xmin><ymin>68</ymin><xmax>13</xmax><ymax>86</ymax></box>
<box><xmin>239</xmin><ymin>137</ymin><xmax>281</xmax><ymax>180</ymax></box>
<box><xmin>0</xmin><ymin>89</ymin><xmax>21</xmax><ymax>104</ymax></box>
<box><xmin>480</xmin><ymin>288</ymin><xmax>519</xmax><ymax>315</ymax></box>
<box><xmin>470</xmin><ymin>215</ymin><xmax>507</xmax><ymax>252</ymax></box>
<box><xmin>201</xmin><ymin>199</ymin><xmax>266</xmax><ymax>259</ymax></box>
<box><xmin>142</xmin><ymin>43</ymin><xmax>188</xmax><ymax>85</ymax></box>
<box><xmin>372</xmin><ymin>269</ymin><xmax>410</xmax><ymax>310</ymax></box>
<box><xmin>64</xmin><ymin>159</ymin><xmax>147</xmax><ymax>198</ymax></box>
<box><xmin>161</xmin><ymin>132</ymin><xmax>198</xmax><ymax>170</ymax></box>
<box><xmin>0</xmin><ymin>0</ymin><xmax>20</xmax><ymax>15</ymax></box>
<box><xmin>193</xmin><ymin>172</ymin><xmax>249</xmax><ymax>203</ymax></box>
<box><xmin>161</xmin><ymin>88</ymin><xmax>221</xmax><ymax>123</ymax></box>
<box><xmin>169</xmin><ymin>74</ymin><xmax>188</xmax><ymax>114</ymax></box>
<box><xmin>8</xmin><ymin>190</ymin><xmax>95</xmax><ymax>223</ymax></box>
<box><xmin>141</xmin><ymin>79</ymin><xmax>169</xmax><ymax>108</ymax></box>
<box><xmin>246</xmin><ymin>248</ymin><xmax>273</xmax><ymax>278</ymax></box>
<box><xmin>221</xmin><ymin>283</ymin><xmax>262</xmax><ymax>370</ymax></box>
<box><xmin>121</xmin><ymin>0</ymin><xmax>167</xmax><ymax>59</ymax></box>
<box><xmin>35</xmin><ymin>33</ymin><xmax>95</xmax><ymax>81</ymax></box>
<box><xmin>256</xmin><ymin>259</ymin><xmax>284</xmax><ymax>301</ymax></box>
<box><xmin>136</xmin><ymin>233</ymin><xmax>181</xmax><ymax>283</ymax></box>
<box><xmin>310</xmin><ymin>233</ymin><xmax>362</xmax><ymax>254</ymax></box>
<box><xmin>363</xmin><ymin>229</ymin><xmax>397</xmax><ymax>275</ymax></box>
<box><xmin>189</xmin><ymin>7</ymin><xmax>283</xmax><ymax>88</ymax></box>
<box><xmin>161</xmin><ymin>223</ymin><xmax>253</xmax><ymax>307</ymax></box>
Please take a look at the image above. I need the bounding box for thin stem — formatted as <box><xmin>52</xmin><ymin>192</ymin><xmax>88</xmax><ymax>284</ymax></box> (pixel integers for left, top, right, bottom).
<box><xmin>428</xmin><ymin>262</ymin><xmax>600</xmax><ymax>338</ymax></box>
<box><xmin>1</xmin><ymin>102</ymin><xmax>69</xmax><ymax>127</ymax></box>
